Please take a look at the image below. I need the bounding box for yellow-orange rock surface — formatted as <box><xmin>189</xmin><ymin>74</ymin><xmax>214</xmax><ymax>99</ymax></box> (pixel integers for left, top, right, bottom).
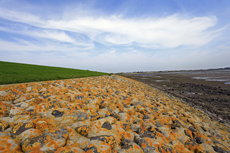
<box><xmin>0</xmin><ymin>75</ymin><xmax>229</xmax><ymax>153</ymax></box>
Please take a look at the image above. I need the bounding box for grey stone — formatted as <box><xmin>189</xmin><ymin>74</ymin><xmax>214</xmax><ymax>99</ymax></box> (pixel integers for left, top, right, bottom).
<box><xmin>102</xmin><ymin>121</ymin><xmax>112</xmax><ymax>130</ymax></box>
<box><xmin>11</xmin><ymin>122</ymin><xmax>34</xmax><ymax>138</ymax></box>
<box><xmin>52</xmin><ymin>110</ymin><xmax>64</xmax><ymax>117</ymax></box>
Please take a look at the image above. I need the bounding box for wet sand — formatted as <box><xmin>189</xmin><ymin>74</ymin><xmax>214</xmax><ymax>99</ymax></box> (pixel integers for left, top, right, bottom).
<box><xmin>122</xmin><ymin>69</ymin><xmax>230</xmax><ymax>125</ymax></box>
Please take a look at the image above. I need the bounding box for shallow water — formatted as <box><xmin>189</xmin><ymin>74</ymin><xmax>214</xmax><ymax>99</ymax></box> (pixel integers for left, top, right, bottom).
<box><xmin>155</xmin><ymin>80</ymin><xmax>164</xmax><ymax>82</ymax></box>
<box><xmin>192</xmin><ymin>77</ymin><xmax>230</xmax><ymax>82</ymax></box>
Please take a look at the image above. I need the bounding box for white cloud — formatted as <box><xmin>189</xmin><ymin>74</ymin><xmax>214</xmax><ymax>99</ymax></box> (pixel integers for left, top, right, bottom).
<box><xmin>0</xmin><ymin>7</ymin><xmax>221</xmax><ymax>49</ymax></box>
<box><xmin>0</xmin><ymin>38</ymin><xmax>94</xmax><ymax>52</ymax></box>
<box><xmin>44</xmin><ymin>15</ymin><xmax>220</xmax><ymax>48</ymax></box>
<box><xmin>31</xmin><ymin>30</ymin><xmax>75</xmax><ymax>43</ymax></box>
<box><xmin>0</xmin><ymin>26</ymin><xmax>75</xmax><ymax>43</ymax></box>
<box><xmin>0</xmin><ymin>26</ymin><xmax>96</xmax><ymax>49</ymax></box>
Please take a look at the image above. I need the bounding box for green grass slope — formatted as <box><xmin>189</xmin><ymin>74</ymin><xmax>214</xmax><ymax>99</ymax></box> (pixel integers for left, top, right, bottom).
<box><xmin>0</xmin><ymin>61</ymin><xmax>109</xmax><ymax>85</ymax></box>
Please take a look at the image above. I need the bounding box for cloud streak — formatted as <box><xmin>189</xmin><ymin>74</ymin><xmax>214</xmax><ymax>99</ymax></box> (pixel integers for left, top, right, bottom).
<box><xmin>0</xmin><ymin>7</ymin><xmax>221</xmax><ymax>50</ymax></box>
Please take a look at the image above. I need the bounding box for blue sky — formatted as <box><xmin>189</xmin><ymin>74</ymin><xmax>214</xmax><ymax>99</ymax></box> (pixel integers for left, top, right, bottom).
<box><xmin>0</xmin><ymin>0</ymin><xmax>230</xmax><ymax>73</ymax></box>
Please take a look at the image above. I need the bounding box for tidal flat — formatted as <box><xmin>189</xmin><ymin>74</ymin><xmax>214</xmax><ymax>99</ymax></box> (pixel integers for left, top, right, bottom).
<box><xmin>122</xmin><ymin>69</ymin><xmax>230</xmax><ymax>125</ymax></box>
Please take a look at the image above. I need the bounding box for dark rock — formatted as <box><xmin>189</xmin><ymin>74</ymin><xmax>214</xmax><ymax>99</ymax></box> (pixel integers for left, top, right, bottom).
<box><xmin>43</xmin><ymin>95</ymin><xmax>50</xmax><ymax>99</ymax></box>
<box><xmin>121</xmin><ymin>96</ymin><xmax>127</xmax><ymax>100</ymax></box>
<box><xmin>44</xmin><ymin>127</ymin><xmax>69</xmax><ymax>139</ymax></box>
<box><xmin>68</xmin><ymin>86</ymin><xmax>73</xmax><ymax>90</ymax></box>
<box><xmin>188</xmin><ymin>126</ymin><xmax>197</xmax><ymax>136</ymax></box>
<box><xmin>75</xmin><ymin>95</ymin><xmax>83</xmax><ymax>100</ymax></box>
<box><xmin>155</xmin><ymin>128</ymin><xmax>162</xmax><ymax>133</ymax></box>
<box><xmin>83</xmin><ymin>146</ymin><xmax>99</xmax><ymax>153</ymax></box>
<box><xmin>133</xmin><ymin>119</ymin><xmax>140</xmax><ymax>124</ymax></box>
<box><xmin>75</xmin><ymin>125</ymin><xmax>90</xmax><ymax>137</ymax></box>
<box><xmin>90</xmin><ymin>112</ymin><xmax>100</xmax><ymax>121</ymax></box>
<box><xmin>138</xmin><ymin>128</ymin><xmax>156</xmax><ymax>139</ymax></box>
<box><xmin>22</xmin><ymin>134</ymin><xmax>45</xmax><ymax>152</ymax></box>
<box><xmin>52</xmin><ymin>110</ymin><xmax>64</xmax><ymax>117</ymax></box>
<box><xmin>171</xmin><ymin>120</ymin><xmax>182</xmax><ymax>129</ymax></box>
<box><xmin>90</xmin><ymin>135</ymin><xmax>116</xmax><ymax>148</ymax></box>
<box><xmin>109</xmin><ymin>112</ymin><xmax>120</xmax><ymax>120</ymax></box>
<box><xmin>212</xmin><ymin>139</ymin><xmax>222</xmax><ymax>144</ymax></box>
<box><xmin>48</xmin><ymin>101</ymin><xmax>61</xmax><ymax>109</ymax></box>
<box><xmin>136</xmin><ymin>138</ymin><xmax>156</xmax><ymax>153</ymax></box>
<box><xmin>158</xmin><ymin>145</ymin><xmax>178</xmax><ymax>153</ymax></box>
<box><xmin>0</xmin><ymin>102</ymin><xmax>11</xmax><ymax>116</ymax></box>
<box><xmin>121</xmin><ymin>123</ymin><xmax>131</xmax><ymax>130</ymax></box>
<box><xmin>216</xmin><ymin>134</ymin><xmax>225</xmax><ymax>141</ymax></box>
<box><xmin>102</xmin><ymin>121</ymin><xmax>112</xmax><ymax>130</ymax></box>
<box><xmin>11</xmin><ymin>122</ymin><xmax>34</xmax><ymax>138</ymax></box>
<box><xmin>184</xmin><ymin>130</ymin><xmax>192</xmax><ymax>138</ymax></box>
<box><xmin>188</xmin><ymin>126</ymin><xmax>197</xmax><ymax>133</ymax></box>
<box><xmin>184</xmin><ymin>138</ymin><xmax>196</xmax><ymax>147</ymax></box>
<box><xmin>22</xmin><ymin>109</ymin><xmax>35</xmax><ymax>116</ymax></box>
<box><xmin>120</xmin><ymin>139</ymin><xmax>132</xmax><ymax>149</ymax></box>
<box><xmin>74</xmin><ymin>105</ymin><xmax>81</xmax><ymax>110</ymax></box>
<box><xmin>41</xmin><ymin>92</ymin><xmax>51</xmax><ymax>99</ymax></box>
<box><xmin>148</xmin><ymin>126</ymin><xmax>157</xmax><ymax>133</ymax></box>
<box><xmin>0</xmin><ymin>121</ymin><xmax>9</xmax><ymax>132</ymax></box>
<box><xmin>99</xmin><ymin>100</ymin><xmax>105</xmax><ymax>109</ymax></box>
<box><xmin>201</xmin><ymin>126</ymin><xmax>207</xmax><ymax>132</ymax></box>
<box><xmin>143</xmin><ymin>115</ymin><xmax>150</xmax><ymax>119</ymax></box>
<box><xmin>23</xmin><ymin>127</ymin><xmax>69</xmax><ymax>152</ymax></box>
<box><xmin>71</xmin><ymin>110</ymin><xmax>88</xmax><ymax>121</ymax></box>
<box><xmin>195</xmin><ymin>136</ymin><xmax>204</xmax><ymax>144</ymax></box>
<box><xmin>212</xmin><ymin>146</ymin><xmax>230</xmax><ymax>153</ymax></box>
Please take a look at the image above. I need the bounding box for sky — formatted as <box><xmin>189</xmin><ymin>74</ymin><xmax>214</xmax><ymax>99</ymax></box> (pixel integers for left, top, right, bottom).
<box><xmin>0</xmin><ymin>0</ymin><xmax>230</xmax><ymax>73</ymax></box>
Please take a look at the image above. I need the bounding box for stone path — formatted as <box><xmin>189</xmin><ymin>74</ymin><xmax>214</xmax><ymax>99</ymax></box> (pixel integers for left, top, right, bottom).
<box><xmin>0</xmin><ymin>75</ymin><xmax>229</xmax><ymax>153</ymax></box>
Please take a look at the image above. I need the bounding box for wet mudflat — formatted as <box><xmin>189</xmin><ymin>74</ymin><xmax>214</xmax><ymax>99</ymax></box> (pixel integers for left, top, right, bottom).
<box><xmin>122</xmin><ymin>69</ymin><xmax>230</xmax><ymax>125</ymax></box>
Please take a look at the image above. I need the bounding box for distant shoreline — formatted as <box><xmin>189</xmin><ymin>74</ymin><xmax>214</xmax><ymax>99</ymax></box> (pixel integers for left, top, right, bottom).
<box><xmin>117</xmin><ymin>67</ymin><xmax>230</xmax><ymax>74</ymax></box>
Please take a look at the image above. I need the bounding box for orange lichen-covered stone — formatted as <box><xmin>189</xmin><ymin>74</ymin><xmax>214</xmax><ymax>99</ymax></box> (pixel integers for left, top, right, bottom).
<box><xmin>90</xmin><ymin>135</ymin><xmax>116</xmax><ymax>148</ymax></box>
<box><xmin>21</xmin><ymin>133</ymin><xmax>44</xmax><ymax>152</ymax></box>
<box><xmin>56</xmin><ymin>144</ymin><xmax>84</xmax><ymax>153</ymax></box>
<box><xmin>83</xmin><ymin>140</ymin><xmax>111</xmax><ymax>153</ymax></box>
<box><xmin>0</xmin><ymin>75</ymin><xmax>229</xmax><ymax>153</ymax></box>
<box><xmin>11</xmin><ymin>122</ymin><xmax>34</xmax><ymax>138</ymax></box>
<box><xmin>119</xmin><ymin>140</ymin><xmax>144</xmax><ymax>153</ymax></box>
<box><xmin>34</xmin><ymin>120</ymin><xmax>56</xmax><ymax>132</ymax></box>
<box><xmin>0</xmin><ymin>102</ymin><xmax>12</xmax><ymax>116</ymax></box>
<box><xmin>75</xmin><ymin>125</ymin><xmax>90</xmax><ymax>137</ymax></box>
<box><xmin>67</xmin><ymin>127</ymin><xmax>91</xmax><ymax>149</ymax></box>
<box><xmin>0</xmin><ymin>135</ymin><xmax>22</xmax><ymax>153</ymax></box>
<box><xmin>136</xmin><ymin>137</ymin><xmax>158</xmax><ymax>153</ymax></box>
<box><xmin>0</xmin><ymin>120</ymin><xmax>9</xmax><ymax>132</ymax></box>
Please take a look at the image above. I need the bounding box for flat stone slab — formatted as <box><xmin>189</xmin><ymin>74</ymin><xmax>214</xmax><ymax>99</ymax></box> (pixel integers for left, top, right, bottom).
<box><xmin>0</xmin><ymin>75</ymin><xmax>230</xmax><ymax>153</ymax></box>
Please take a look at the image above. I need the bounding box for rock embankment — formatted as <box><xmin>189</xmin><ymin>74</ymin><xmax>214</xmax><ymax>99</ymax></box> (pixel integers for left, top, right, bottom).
<box><xmin>0</xmin><ymin>75</ymin><xmax>230</xmax><ymax>153</ymax></box>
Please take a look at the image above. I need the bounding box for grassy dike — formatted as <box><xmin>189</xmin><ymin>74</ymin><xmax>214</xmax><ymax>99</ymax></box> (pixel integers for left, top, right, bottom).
<box><xmin>0</xmin><ymin>61</ymin><xmax>109</xmax><ymax>85</ymax></box>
